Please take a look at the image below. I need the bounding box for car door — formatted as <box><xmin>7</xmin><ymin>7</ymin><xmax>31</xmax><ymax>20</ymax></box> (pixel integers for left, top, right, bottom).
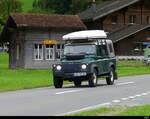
<box><xmin>96</xmin><ymin>45</ymin><xmax>107</xmax><ymax>74</ymax></box>
<box><xmin>101</xmin><ymin>44</ymin><xmax>109</xmax><ymax>73</ymax></box>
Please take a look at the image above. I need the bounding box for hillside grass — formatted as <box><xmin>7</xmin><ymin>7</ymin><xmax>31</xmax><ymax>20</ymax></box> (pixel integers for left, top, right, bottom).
<box><xmin>20</xmin><ymin>0</ymin><xmax>34</xmax><ymax>13</ymax></box>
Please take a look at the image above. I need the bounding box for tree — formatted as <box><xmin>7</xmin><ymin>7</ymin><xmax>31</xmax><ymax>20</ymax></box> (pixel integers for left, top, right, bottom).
<box><xmin>70</xmin><ymin>0</ymin><xmax>104</xmax><ymax>14</ymax></box>
<box><xmin>32</xmin><ymin>0</ymin><xmax>104</xmax><ymax>15</ymax></box>
<box><xmin>33</xmin><ymin>0</ymin><xmax>71</xmax><ymax>14</ymax></box>
<box><xmin>28</xmin><ymin>8</ymin><xmax>55</xmax><ymax>14</ymax></box>
<box><xmin>0</xmin><ymin>0</ymin><xmax>22</xmax><ymax>31</ymax></box>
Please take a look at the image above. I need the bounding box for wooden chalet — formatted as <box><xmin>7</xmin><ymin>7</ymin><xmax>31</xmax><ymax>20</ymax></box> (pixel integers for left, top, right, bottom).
<box><xmin>79</xmin><ymin>0</ymin><xmax>150</xmax><ymax>56</ymax></box>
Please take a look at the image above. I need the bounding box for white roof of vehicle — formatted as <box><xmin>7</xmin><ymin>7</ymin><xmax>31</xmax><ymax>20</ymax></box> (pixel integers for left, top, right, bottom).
<box><xmin>63</xmin><ymin>30</ymin><xmax>107</xmax><ymax>40</ymax></box>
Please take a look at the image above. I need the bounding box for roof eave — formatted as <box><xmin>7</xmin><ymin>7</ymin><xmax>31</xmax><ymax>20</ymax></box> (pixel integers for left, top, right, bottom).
<box><xmin>110</xmin><ymin>25</ymin><xmax>150</xmax><ymax>43</ymax></box>
<box><xmin>93</xmin><ymin>0</ymin><xmax>140</xmax><ymax>21</ymax></box>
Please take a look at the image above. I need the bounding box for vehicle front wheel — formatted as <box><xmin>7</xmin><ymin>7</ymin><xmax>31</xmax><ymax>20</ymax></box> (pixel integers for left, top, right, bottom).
<box><xmin>53</xmin><ymin>77</ymin><xmax>63</xmax><ymax>88</ymax></box>
<box><xmin>106</xmin><ymin>68</ymin><xmax>115</xmax><ymax>85</ymax></box>
<box><xmin>74</xmin><ymin>80</ymin><xmax>82</xmax><ymax>87</ymax></box>
<box><xmin>88</xmin><ymin>69</ymin><xmax>98</xmax><ymax>87</ymax></box>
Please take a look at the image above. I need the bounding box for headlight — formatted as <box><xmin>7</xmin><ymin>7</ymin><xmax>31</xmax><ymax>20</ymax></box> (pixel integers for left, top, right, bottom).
<box><xmin>81</xmin><ymin>64</ymin><xmax>87</xmax><ymax>70</ymax></box>
<box><xmin>56</xmin><ymin>65</ymin><xmax>62</xmax><ymax>70</ymax></box>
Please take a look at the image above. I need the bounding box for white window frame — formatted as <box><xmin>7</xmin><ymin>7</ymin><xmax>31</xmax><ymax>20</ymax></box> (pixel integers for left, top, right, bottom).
<box><xmin>129</xmin><ymin>15</ymin><xmax>136</xmax><ymax>24</ymax></box>
<box><xmin>56</xmin><ymin>44</ymin><xmax>64</xmax><ymax>59</ymax></box>
<box><xmin>111</xmin><ymin>16</ymin><xmax>118</xmax><ymax>24</ymax></box>
<box><xmin>45</xmin><ymin>44</ymin><xmax>54</xmax><ymax>60</ymax></box>
<box><xmin>34</xmin><ymin>44</ymin><xmax>43</xmax><ymax>60</ymax></box>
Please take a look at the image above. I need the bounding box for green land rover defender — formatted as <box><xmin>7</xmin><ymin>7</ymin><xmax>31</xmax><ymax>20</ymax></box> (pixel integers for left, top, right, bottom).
<box><xmin>52</xmin><ymin>30</ymin><xmax>118</xmax><ymax>88</ymax></box>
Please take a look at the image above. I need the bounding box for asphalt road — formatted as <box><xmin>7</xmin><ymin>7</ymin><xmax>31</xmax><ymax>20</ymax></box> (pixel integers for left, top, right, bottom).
<box><xmin>0</xmin><ymin>74</ymin><xmax>150</xmax><ymax>116</ymax></box>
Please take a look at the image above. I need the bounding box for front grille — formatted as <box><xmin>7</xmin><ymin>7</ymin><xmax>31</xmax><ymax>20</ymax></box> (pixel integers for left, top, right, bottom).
<box><xmin>66</xmin><ymin>55</ymin><xmax>85</xmax><ymax>60</ymax></box>
<box><xmin>62</xmin><ymin>63</ymin><xmax>81</xmax><ymax>73</ymax></box>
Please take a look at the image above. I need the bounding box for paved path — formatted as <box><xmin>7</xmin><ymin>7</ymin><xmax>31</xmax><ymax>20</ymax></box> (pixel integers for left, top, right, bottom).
<box><xmin>0</xmin><ymin>75</ymin><xmax>150</xmax><ymax>116</ymax></box>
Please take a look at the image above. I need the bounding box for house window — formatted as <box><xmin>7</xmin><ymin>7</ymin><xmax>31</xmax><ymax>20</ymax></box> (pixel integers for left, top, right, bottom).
<box><xmin>34</xmin><ymin>44</ymin><xmax>43</xmax><ymax>60</ymax></box>
<box><xmin>147</xmin><ymin>16</ymin><xmax>150</xmax><ymax>24</ymax></box>
<box><xmin>129</xmin><ymin>15</ymin><xmax>136</xmax><ymax>24</ymax></box>
<box><xmin>112</xmin><ymin>16</ymin><xmax>118</xmax><ymax>24</ymax></box>
<box><xmin>56</xmin><ymin>44</ymin><xmax>64</xmax><ymax>59</ymax></box>
<box><xmin>45</xmin><ymin>44</ymin><xmax>54</xmax><ymax>60</ymax></box>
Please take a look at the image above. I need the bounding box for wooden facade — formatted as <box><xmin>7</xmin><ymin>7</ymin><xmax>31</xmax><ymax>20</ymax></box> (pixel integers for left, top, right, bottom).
<box><xmin>102</xmin><ymin>1</ymin><xmax>150</xmax><ymax>32</ymax></box>
<box><xmin>1</xmin><ymin>14</ymin><xmax>86</xmax><ymax>69</ymax></box>
<box><xmin>9</xmin><ymin>28</ymin><xmax>75</xmax><ymax>69</ymax></box>
<box><xmin>114</xmin><ymin>28</ymin><xmax>150</xmax><ymax>56</ymax></box>
<box><xmin>79</xmin><ymin>0</ymin><xmax>150</xmax><ymax>56</ymax></box>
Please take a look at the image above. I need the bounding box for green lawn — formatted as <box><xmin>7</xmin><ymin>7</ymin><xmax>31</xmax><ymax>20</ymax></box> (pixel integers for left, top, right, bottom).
<box><xmin>0</xmin><ymin>53</ymin><xmax>52</xmax><ymax>92</ymax></box>
<box><xmin>71</xmin><ymin>105</ymin><xmax>150</xmax><ymax>116</ymax></box>
<box><xmin>0</xmin><ymin>53</ymin><xmax>150</xmax><ymax>92</ymax></box>
<box><xmin>20</xmin><ymin>0</ymin><xmax>34</xmax><ymax>13</ymax></box>
<box><xmin>117</xmin><ymin>61</ymin><xmax>145</xmax><ymax>67</ymax></box>
<box><xmin>116</xmin><ymin>105</ymin><xmax>150</xmax><ymax>116</ymax></box>
<box><xmin>70</xmin><ymin>106</ymin><xmax>121</xmax><ymax>116</ymax></box>
<box><xmin>117</xmin><ymin>66</ymin><xmax>150</xmax><ymax>77</ymax></box>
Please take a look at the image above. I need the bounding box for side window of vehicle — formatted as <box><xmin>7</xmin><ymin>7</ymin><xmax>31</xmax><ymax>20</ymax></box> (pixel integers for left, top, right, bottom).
<box><xmin>102</xmin><ymin>45</ymin><xmax>108</xmax><ymax>57</ymax></box>
<box><xmin>108</xmin><ymin>43</ymin><xmax>113</xmax><ymax>53</ymax></box>
<box><xmin>97</xmin><ymin>45</ymin><xmax>101</xmax><ymax>56</ymax></box>
<box><xmin>97</xmin><ymin>45</ymin><xmax>108</xmax><ymax>57</ymax></box>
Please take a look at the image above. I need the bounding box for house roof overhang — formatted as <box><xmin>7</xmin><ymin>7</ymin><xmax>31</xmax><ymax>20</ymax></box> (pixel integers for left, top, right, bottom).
<box><xmin>0</xmin><ymin>13</ymin><xmax>87</xmax><ymax>43</ymax></box>
<box><xmin>78</xmin><ymin>0</ymin><xmax>141</xmax><ymax>22</ymax></box>
<box><xmin>108</xmin><ymin>24</ymin><xmax>150</xmax><ymax>43</ymax></box>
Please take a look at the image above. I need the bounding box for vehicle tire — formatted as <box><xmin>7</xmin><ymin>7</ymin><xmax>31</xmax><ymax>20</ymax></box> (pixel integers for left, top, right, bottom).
<box><xmin>106</xmin><ymin>68</ymin><xmax>115</xmax><ymax>85</ymax></box>
<box><xmin>88</xmin><ymin>69</ymin><xmax>98</xmax><ymax>87</ymax></box>
<box><xmin>74</xmin><ymin>80</ymin><xmax>82</xmax><ymax>87</ymax></box>
<box><xmin>53</xmin><ymin>77</ymin><xmax>63</xmax><ymax>88</ymax></box>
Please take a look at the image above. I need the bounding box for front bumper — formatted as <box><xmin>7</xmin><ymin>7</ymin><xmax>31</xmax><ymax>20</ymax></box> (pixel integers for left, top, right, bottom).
<box><xmin>53</xmin><ymin>71</ymin><xmax>90</xmax><ymax>79</ymax></box>
<box><xmin>53</xmin><ymin>63</ymin><xmax>91</xmax><ymax>79</ymax></box>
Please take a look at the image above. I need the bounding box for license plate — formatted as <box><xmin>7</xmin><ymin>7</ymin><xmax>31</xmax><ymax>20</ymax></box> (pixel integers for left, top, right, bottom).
<box><xmin>74</xmin><ymin>72</ymin><xmax>87</xmax><ymax>77</ymax></box>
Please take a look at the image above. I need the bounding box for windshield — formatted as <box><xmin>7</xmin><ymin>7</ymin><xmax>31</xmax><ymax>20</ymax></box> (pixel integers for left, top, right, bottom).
<box><xmin>64</xmin><ymin>45</ymin><xmax>96</xmax><ymax>55</ymax></box>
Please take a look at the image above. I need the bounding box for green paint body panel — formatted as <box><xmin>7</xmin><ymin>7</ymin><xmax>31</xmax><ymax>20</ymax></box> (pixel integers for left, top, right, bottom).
<box><xmin>53</xmin><ymin>42</ymin><xmax>117</xmax><ymax>81</ymax></box>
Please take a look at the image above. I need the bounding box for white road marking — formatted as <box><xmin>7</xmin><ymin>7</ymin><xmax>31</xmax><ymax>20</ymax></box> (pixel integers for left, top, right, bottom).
<box><xmin>112</xmin><ymin>100</ymin><xmax>121</xmax><ymax>103</ymax></box>
<box><xmin>135</xmin><ymin>94</ymin><xmax>142</xmax><ymax>97</ymax></box>
<box><xmin>121</xmin><ymin>92</ymin><xmax>150</xmax><ymax>102</ymax></box>
<box><xmin>141</xmin><ymin>93</ymin><xmax>148</xmax><ymax>96</ymax></box>
<box><xmin>121</xmin><ymin>98</ymin><xmax>129</xmax><ymax>101</ymax></box>
<box><xmin>55</xmin><ymin>89</ymin><xmax>83</xmax><ymax>95</ymax></box>
<box><xmin>116</xmin><ymin>82</ymin><xmax>134</xmax><ymax>86</ymax></box>
<box><xmin>57</xmin><ymin>91</ymin><xmax>150</xmax><ymax>116</ymax></box>
<box><xmin>56</xmin><ymin>102</ymin><xmax>111</xmax><ymax>116</ymax></box>
<box><xmin>129</xmin><ymin>96</ymin><xmax>136</xmax><ymax>99</ymax></box>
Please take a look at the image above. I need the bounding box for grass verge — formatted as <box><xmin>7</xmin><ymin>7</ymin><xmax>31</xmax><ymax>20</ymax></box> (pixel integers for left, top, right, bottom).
<box><xmin>0</xmin><ymin>53</ymin><xmax>150</xmax><ymax>92</ymax></box>
<box><xmin>0</xmin><ymin>53</ymin><xmax>52</xmax><ymax>92</ymax></box>
<box><xmin>115</xmin><ymin>105</ymin><xmax>150</xmax><ymax>116</ymax></box>
<box><xmin>70</xmin><ymin>105</ymin><xmax>150</xmax><ymax>116</ymax></box>
<box><xmin>70</xmin><ymin>106</ymin><xmax>123</xmax><ymax>116</ymax></box>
